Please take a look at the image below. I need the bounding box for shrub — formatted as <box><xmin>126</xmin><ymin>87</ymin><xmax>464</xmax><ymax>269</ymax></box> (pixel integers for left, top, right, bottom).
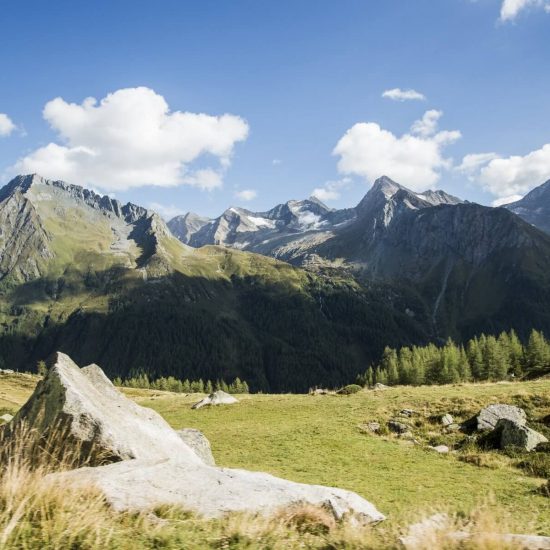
<box><xmin>337</xmin><ymin>384</ymin><xmax>362</xmax><ymax>395</ymax></box>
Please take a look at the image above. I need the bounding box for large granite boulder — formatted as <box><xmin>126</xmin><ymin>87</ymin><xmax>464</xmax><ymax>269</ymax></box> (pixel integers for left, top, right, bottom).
<box><xmin>497</xmin><ymin>419</ymin><xmax>548</xmax><ymax>452</ymax></box>
<box><xmin>467</xmin><ymin>404</ymin><xmax>527</xmax><ymax>432</ymax></box>
<box><xmin>58</xmin><ymin>458</ymin><xmax>384</xmax><ymax>521</ymax></box>
<box><xmin>0</xmin><ymin>352</ymin><xmax>202</xmax><ymax>466</ymax></box>
<box><xmin>3</xmin><ymin>352</ymin><xmax>384</xmax><ymax>523</ymax></box>
<box><xmin>192</xmin><ymin>391</ymin><xmax>239</xmax><ymax>410</ymax></box>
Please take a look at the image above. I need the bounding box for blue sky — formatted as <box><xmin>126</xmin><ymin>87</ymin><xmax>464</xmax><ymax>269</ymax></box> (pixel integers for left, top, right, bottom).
<box><xmin>1</xmin><ymin>0</ymin><xmax>549</xmax><ymax>218</ymax></box>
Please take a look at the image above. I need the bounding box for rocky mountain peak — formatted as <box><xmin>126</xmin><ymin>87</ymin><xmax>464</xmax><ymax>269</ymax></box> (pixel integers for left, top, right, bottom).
<box><xmin>505</xmin><ymin>179</ymin><xmax>550</xmax><ymax>235</ymax></box>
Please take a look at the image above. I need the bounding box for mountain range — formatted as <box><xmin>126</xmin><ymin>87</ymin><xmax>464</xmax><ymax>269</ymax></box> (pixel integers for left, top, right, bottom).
<box><xmin>1</xmin><ymin>173</ymin><xmax>550</xmax><ymax>391</ymax></box>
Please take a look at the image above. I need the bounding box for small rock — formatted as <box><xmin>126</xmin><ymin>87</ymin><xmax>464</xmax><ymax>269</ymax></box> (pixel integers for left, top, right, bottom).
<box><xmin>0</xmin><ymin>369</ymin><xmax>14</xmax><ymax>374</ymax></box>
<box><xmin>192</xmin><ymin>391</ymin><xmax>239</xmax><ymax>410</ymax></box>
<box><xmin>440</xmin><ymin>414</ymin><xmax>454</xmax><ymax>426</ymax></box>
<box><xmin>0</xmin><ymin>413</ymin><xmax>13</xmax><ymax>423</ymax></box>
<box><xmin>497</xmin><ymin>418</ymin><xmax>548</xmax><ymax>452</ymax></box>
<box><xmin>429</xmin><ymin>445</ymin><xmax>450</xmax><ymax>454</ymax></box>
<box><xmin>400</xmin><ymin>409</ymin><xmax>416</xmax><ymax>418</ymax></box>
<box><xmin>176</xmin><ymin>429</ymin><xmax>215</xmax><ymax>466</ymax></box>
<box><xmin>365</xmin><ymin>422</ymin><xmax>381</xmax><ymax>433</ymax></box>
<box><xmin>388</xmin><ymin>420</ymin><xmax>409</xmax><ymax>434</ymax></box>
<box><xmin>443</xmin><ymin>423</ymin><xmax>460</xmax><ymax>433</ymax></box>
<box><xmin>373</xmin><ymin>383</ymin><xmax>388</xmax><ymax>390</ymax></box>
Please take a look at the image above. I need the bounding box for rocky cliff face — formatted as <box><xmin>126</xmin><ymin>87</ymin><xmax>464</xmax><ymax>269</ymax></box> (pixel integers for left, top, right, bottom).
<box><xmin>0</xmin><ymin>174</ymin><xmax>184</xmax><ymax>281</ymax></box>
<box><xmin>505</xmin><ymin>179</ymin><xmax>550</xmax><ymax>235</ymax></box>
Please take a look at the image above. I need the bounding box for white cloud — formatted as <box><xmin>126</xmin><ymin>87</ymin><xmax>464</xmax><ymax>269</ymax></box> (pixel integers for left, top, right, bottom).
<box><xmin>149</xmin><ymin>202</ymin><xmax>184</xmax><ymax>220</ymax></box>
<box><xmin>234</xmin><ymin>189</ymin><xmax>257</xmax><ymax>201</ymax></box>
<box><xmin>333</xmin><ymin>111</ymin><xmax>461</xmax><ymax>190</ymax></box>
<box><xmin>500</xmin><ymin>0</ymin><xmax>550</xmax><ymax>21</ymax></box>
<box><xmin>0</xmin><ymin>113</ymin><xmax>16</xmax><ymax>137</ymax></box>
<box><xmin>492</xmin><ymin>194</ymin><xmax>523</xmax><ymax>207</ymax></box>
<box><xmin>311</xmin><ymin>178</ymin><xmax>351</xmax><ymax>202</ymax></box>
<box><xmin>382</xmin><ymin>88</ymin><xmax>426</xmax><ymax>102</ymax></box>
<box><xmin>13</xmin><ymin>87</ymin><xmax>249</xmax><ymax>191</ymax></box>
<box><xmin>457</xmin><ymin>153</ymin><xmax>500</xmax><ymax>176</ymax></box>
<box><xmin>272</xmin><ymin>159</ymin><xmax>282</xmax><ymax>165</ymax></box>
<box><xmin>460</xmin><ymin>143</ymin><xmax>550</xmax><ymax>198</ymax></box>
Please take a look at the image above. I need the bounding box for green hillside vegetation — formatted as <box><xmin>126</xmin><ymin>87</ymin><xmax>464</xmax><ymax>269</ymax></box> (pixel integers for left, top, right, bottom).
<box><xmin>0</xmin><ymin>373</ymin><xmax>549</xmax><ymax>547</ymax></box>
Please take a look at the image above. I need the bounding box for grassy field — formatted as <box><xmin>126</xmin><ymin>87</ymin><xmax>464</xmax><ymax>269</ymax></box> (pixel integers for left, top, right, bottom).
<box><xmin>1</xmin><ymin>374</ymin><xmax>549</xmax><ymax>547</ymax></box>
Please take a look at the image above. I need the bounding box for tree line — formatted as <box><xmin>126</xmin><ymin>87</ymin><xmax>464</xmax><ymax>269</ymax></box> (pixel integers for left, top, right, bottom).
<box><xmin>357</xmin><ymin>329</ymin><xmax>550</xmax><ymax>387</ymax></box>
<box><xmin>112</xmin><ymin>374</ymin><xmax>250</xmax><ymax>394</ymax></box>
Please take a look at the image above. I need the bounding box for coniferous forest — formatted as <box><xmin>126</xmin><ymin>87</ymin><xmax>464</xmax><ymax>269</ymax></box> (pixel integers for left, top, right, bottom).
<box><xmin>358</xmin><ymin>329</ymin><xmax>550</xmax><ymax>388</ymax></box>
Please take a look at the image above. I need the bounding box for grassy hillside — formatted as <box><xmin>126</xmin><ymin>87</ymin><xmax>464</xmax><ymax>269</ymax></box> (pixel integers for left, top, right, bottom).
<box><xmin>2</xmin><ymin>373</ymin><xmax>549</xmax><ymax>543</ymax></box>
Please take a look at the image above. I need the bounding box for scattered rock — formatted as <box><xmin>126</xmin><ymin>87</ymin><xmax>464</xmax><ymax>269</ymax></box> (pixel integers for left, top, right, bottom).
<box><xmin>443</xmin><ymin>423</ymin><xmax>460</xmax><ymax>433</ymax></box>
<box><xmin>0</xmin><ymin>369</ymin><xmax>14</xmax><ymax>374</ymax></box>
<box><xmin>388</xmin><ymin>420</ymin><xmax>409</xmax><ymax>434</ymax></box>
<box><xmin>0</xmin><ymin>414</ymin><xmax>13</xmax><ymax>423</ymax></box>
<box><xmin>467</xmin><ymin>404</ymin><xmax>527</xmax><ymax>432</ymax></box>
<box><xmin>399</xmin><ymin>409</ymin><xmax>416</xmax><ymax>418</ymax></box>
<box><xmin>373</xmin><ymin>383</ymin><xmax>388</xmax><ymax>390</ymax></box>
<box><xmin>401</xmin><ymin>514</ymin><xmax>550</xmax><ymax>550</ymax></box>
<box><xmin>310</xmin><ymin>388</ymin><xmax>333</xmax><ymax>396</ymax></box>
<box><xmin>4</xmin><ymin>352</ymin><xmax>385</xmax><ymax>524</ymax></box>
<box><xmin>176</xmin><ymin>429</ymin><xmax>215</xmax><ymax>466</ymax></box>
<box><xmin>440</xmin><ymin>414</ymin><xmax>453</xmax><ymax>426</ymax></box>
<box><xmin>428</xmin><ymin>445</ymin><xmax>450</xmax><ymax>454</ymax></box>
<box><xmin>497</xmin><ymin>419</ymin><xmax>548</xmax><ymax>452</ymax></box>
<box><xmin>192</xmin><ymin>391</ymin><xmax>239</xmax><ymax>410</ymax></box>
<box><xmin>362</xmin><ymin>422</ymin><xmax>381</xmax><ymax>433</ymax></box>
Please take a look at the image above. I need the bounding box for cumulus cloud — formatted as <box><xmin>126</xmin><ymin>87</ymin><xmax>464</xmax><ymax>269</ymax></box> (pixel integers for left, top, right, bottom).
<box><xmin>13</xmin><ymin>87</ymin><xmax>249</xmax><ymax>191</ymax></box>
<box><xmin>0</xmin><ymin>113</ymin><xmax>16</xmax><ymax>137</ymax></box>
<box><xmin>149</xmin><ymin>202</ymin><xmax>184</xmax><ymax>220</ymax></box>
<box><xmin>333</xmin><ymin>111</ymin><xmax>461</xmax><ymax>190</ymax></box>
<box><xmin>311</xmin><ymin>178</ymin><xmax>351</xmax><ymax>202</ymax></box>
<box><xmin>460</xmin><ymin>144</ymin><xmax>550</xmax><ymax>198</ymax></box>
<box><xmin>500</xmin><ymin>0</ymin><xmax>550</xmax><ymax>21</ymax></box>
<box><xmin>382</xmin><ymin>88</ymin><xmax>426</xmax><ymax>102</ymax></box>
<box><xmin>234</xmin><ymin>189</ymin><xmax>257</xmax><ymax>201</ymax></box>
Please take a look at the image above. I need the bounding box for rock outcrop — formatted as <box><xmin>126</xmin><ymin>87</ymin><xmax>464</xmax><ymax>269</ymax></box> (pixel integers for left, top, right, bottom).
<box><xmin>2</xmin><ymin>353</ymin><xmax>384</xmax><ymax>523</ymax></box>
<box><xmin>192</xmin><ymin>391</ymin><xmax>239</xmax><ymax>410</ymax></box>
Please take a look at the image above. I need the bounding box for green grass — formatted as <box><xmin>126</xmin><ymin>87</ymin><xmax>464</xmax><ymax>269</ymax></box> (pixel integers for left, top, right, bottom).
<box><xmin>134</xmin><ymin>380</ymin><xmax>550</xmax><ymax>533</ymax></box>
<box><xmin>3</xmin><ymin>375</ymin><xmax>550</xmax><ymax>539</ymax></box>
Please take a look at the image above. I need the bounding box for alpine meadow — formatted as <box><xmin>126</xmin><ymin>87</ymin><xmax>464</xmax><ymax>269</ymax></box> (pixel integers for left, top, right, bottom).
<box><xmin>0</xmin><ymin>2</ymin><xmax>550</xmax><ymax>549</ymax></box>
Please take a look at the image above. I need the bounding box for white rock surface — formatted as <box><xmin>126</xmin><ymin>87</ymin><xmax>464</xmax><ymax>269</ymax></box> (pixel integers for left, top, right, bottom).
<box><xmin>58</xmin><ymin>458</ymin><xmax>385</xmax><ymax>522</ymax></box>
<box><xmin>1</xmin><ymin>352</ymin><xmax>202</xmax><ymax>466</ymax></box>
<box><xmin>192</xmin><ymin>390</ymin><xmax>239</xmax><ymax>410</ymax></box>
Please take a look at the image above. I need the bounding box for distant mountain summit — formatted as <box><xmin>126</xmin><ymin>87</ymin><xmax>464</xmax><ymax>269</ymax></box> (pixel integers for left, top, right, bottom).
<box><xmin>0</xmin><ymin>174</ymin><xmax>179</xmax><ymax>284</ymax></box>
<box><xmin>167</xmin><ymin>176</ymin><xmax>463</xmax><ymax>264</ymax></box>
<box><xmin>505</xmin><ymin>179</ymin><xmax>550</xmax><ymax>235</ymax></box>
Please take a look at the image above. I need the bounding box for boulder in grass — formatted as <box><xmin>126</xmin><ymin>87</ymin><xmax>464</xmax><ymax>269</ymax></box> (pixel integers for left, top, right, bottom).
<box><xmin>440</xmin><ymin>414</ymin><xmax>454</xmax><ymax>426</ymax></box>
<box><xmin>497</xmin><ymin>419</ymin><xmax>548</xmax><ymax>452</ymax></box>
<box><xmin>0</xmin><ymin>352</ymin><xmax>203</xmax><ymax>466</ymax></box>
<box><xmin>2</xmin><ymin>352</ymin><xmax>385</xmax><ymax>524</ymax></box>
<box><xmin>192</xmin><ymin>391</ymin><xmax>239</xmax><ymax>410</ymax></box>
<box><xmin>464</xmin><ymin>404</ymin><xmax>527</xmax><ymax>432</ymax></box>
